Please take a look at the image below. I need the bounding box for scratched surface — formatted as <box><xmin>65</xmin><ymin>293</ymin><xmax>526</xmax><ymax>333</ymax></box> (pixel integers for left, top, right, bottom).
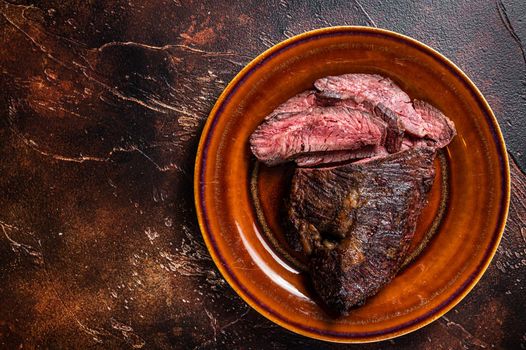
<box><xmin>0</xmin><ymin>0</ymin><xmax>525</xmax><ymax>349</ymax></box>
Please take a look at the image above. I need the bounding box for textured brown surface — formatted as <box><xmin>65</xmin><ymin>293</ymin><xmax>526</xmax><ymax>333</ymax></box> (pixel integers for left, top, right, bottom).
<box><xmin>0</xmin><ymin>0</ymin><xmax>525</xmax><ymax>348</ymax></box>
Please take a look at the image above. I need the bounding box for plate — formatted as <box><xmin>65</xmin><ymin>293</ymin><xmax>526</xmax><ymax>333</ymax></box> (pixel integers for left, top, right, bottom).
<box><xmin>194</xmin><ymin>27</ymin><xmax>510</xmax><ymax>343</ymax></box>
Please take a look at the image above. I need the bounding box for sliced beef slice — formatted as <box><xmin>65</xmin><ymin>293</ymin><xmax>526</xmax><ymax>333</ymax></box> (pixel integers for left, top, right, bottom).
<box><xmin>294</xmin><ymin>145</ymin><xmax>388</xmax><ymax>167</ymax></box>
<box><xmin>249</xmin><ymin>106</ymin><xmax>386</xmax><ymax>166</ymax></box>
<box><xmin>317</xmin><ymin>92</ymin><xmax>405</xmax><ymax>154</ymax></box>
<box><xmin>315</xmin><ymin>74</ymin><xmax>456</xmax><ymax>146</ymax></box>
<box><xmin>267</xmin><ymin>90</ymin><xmax>317</xmax><ymax>118</ymax></box>
<box><xmin>373</xmin><ymin>103</ymin><xmax>405</xmax><ymax>153</ymax></box>
<box><xmin>314</xmin><ymin>73</ymin><xmax>426</xmax><ymax>137</ymax></box>
<box><xmin>285</xmin><ymin>148</ymin><xmax>436</xmax><ymax>313</ymax></box>
<box><xmin>413</xmin><ymin>99</ymin><xmax>457</xmax><ymax>148</ymax></box>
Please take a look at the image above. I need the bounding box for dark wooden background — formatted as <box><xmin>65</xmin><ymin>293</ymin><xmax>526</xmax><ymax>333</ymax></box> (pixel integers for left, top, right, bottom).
<box><xmin>1</xmin><ymin>0</ymin><xmax>525</xmax><ymax>348</ymax></box>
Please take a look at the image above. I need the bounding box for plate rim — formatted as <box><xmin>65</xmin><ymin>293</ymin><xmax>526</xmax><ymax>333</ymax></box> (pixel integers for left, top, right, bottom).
<box><xmin>194</xmin><ymin>26</ymin><xmax>511</xmax><ymax>343</ymax></box>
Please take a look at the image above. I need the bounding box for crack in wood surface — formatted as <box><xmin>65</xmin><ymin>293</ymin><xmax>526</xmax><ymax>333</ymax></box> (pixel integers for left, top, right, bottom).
<box><xmin>496</xmin><ymin>0</ymin><xmax>526</xmax><ymax>66</ymax></box>
<box><xmin>352</xmin><ymin>0</ymin><xmax>378</xmax><ymax>27</ymax></box>
<box><xmin>509</xmin><ymin>157</ymin><xmax>526</xmax><ymax>244</ymax></box>
<box><xmin>95</xmin><ymin>40</ymin><xmax>248</xmax><ymax>59</ymax></box>
<box><xmin>110</xmin><ymin>318</ymin><xmax>146</xmax><ymax>348</ymax></box>
<box><xmin>9</xmin><ymin>124</ymin><xmax>187</xmax><ymax>172</ymax></box>
<box><xmin>442</xmin><ymin>316</ymin><xmax>489</xmax><ymax>348</ymax></box>
<box><xmin>1</xmin><ymin>221</ymin><xmax>44</xmax><ymax>265</ymax></box>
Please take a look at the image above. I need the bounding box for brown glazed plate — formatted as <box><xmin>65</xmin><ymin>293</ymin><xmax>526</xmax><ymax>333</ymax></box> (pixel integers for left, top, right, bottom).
<box><xmin>194</xmin><ymin>27</ymin><xmax>510</xmax><ymax>343</ymax></box>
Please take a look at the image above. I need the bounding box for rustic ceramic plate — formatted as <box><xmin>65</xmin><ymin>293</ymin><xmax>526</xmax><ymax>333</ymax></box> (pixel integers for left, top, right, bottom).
<box><xmin>194</xmin><ymin>27</ymin><xmax>510</xmax><ymax>343</ymax></box>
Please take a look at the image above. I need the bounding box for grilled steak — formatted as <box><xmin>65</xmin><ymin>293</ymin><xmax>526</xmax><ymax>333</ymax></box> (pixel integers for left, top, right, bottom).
<box><xmin>248</xmin><ymin>74</ymin><xmax>458</xmax><ymax>314</ymax></box>
<box><xmin>285</xmin><ymin>148</ymin><xmax>436</xmax><ymax>313</ymax></box>
<box><xmin>249</xmin><ymin>106</ymin><xmax>386</xmax><ymax>166</ymax></box>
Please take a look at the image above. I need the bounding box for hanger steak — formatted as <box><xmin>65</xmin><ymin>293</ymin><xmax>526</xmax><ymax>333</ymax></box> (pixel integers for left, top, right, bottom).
<box><xmin>249</xmin><ymin>74</ymin><xmax>456</xmax><ymax>314</ymax></box>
